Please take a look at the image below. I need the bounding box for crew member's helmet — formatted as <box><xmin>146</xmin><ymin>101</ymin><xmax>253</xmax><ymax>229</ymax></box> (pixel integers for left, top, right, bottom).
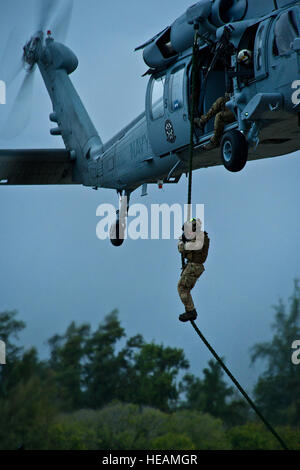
<box><xmin>237</xmin><ymin>49</ymin><xmax>252</xmax><ymax>66</ymax></box>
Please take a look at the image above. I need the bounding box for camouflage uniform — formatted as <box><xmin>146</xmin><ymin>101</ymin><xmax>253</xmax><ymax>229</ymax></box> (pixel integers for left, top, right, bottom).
<box><xmin>196</xmin><ymin>95</ymin><xmax>236</xmax><ymax>146</ymax></box>
<box><xmin>178</xmin><ymin>262</ymin><xmax>205</xmax><ymax>312</ymax></box>
<box><xmin>177</xmin><ymin>224</ymin><xmax>210</xmax><ymax>313</ymax></box>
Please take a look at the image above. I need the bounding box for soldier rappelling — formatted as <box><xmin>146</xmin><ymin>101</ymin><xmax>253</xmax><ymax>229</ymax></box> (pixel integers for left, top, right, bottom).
<box><xmin>177</xmin><ymin>218</ymin><xmax>210</xmax><ymax>322</ymax></box>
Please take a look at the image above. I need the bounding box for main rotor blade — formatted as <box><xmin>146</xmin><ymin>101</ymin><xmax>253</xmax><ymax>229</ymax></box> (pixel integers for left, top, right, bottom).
<box><xmin>1</xmin><ymin>60</ymin><xmax>23</xmax><ymax>88</ymax></box>
<box><xmin>51</xmin><ymin>0</ymin><xmax>74</xmax><ymax>43</ymax></box>
<box><xmin>0</xmin><ymin>70</ymin><xmax>35</xmax><ymax>139</ymax></box>
<box><xmin>0</xmin><ymin>28</ymin><xmax>24</xmax><ymax>86</ymax></box>
<box><xmin>36</xmin><ymin>0</ymin><xmax>59</xmax><ymax>32</ymax></box>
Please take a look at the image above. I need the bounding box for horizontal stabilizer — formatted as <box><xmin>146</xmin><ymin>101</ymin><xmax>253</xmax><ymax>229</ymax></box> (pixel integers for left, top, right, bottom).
<box><xmin>0</xmin><ymin>148</ymin><xmax>76</xmax><ymax>185</ymax></box>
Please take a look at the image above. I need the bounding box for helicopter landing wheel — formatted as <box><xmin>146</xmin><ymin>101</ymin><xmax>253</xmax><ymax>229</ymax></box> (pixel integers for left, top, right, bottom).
<box><xmin>110</xmin><ymin>220</ymin><xmax>125</xmax><ymax>247</ymax></box>
<box><xmin>221</xmin><ymin>130</ymin><xmax>248</xmax><ymax>173</ymax></box>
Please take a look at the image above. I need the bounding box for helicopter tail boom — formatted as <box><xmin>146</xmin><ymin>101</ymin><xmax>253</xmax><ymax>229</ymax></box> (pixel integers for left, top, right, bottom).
<box><xmin>36</xmin><ymin>35</ymin><xmax>103</xmax><ymax>185</ymax></box>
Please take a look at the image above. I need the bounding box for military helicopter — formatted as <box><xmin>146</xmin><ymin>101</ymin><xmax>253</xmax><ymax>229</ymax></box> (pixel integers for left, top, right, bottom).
<box><xmin>1</xmin><ymin>0</ymin><xmax>300</xmax><ymax>246</ymax></box>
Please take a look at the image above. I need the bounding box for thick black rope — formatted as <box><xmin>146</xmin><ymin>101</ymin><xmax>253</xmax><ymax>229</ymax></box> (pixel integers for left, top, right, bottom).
<box><xmin>185</xmin><ymin>26</ymin><xmax>289</xmax><ymax>450</ymax></box>
<box><xmin>187</xmin><ymin>26</ymin><xmax>199</xmax><ymax>220</ymax></box>
<box><xmin>182</xmin><ymin>27</ymin><xmax>199</xmax><ymax>272</ymax></box>
<box><xmin>190</xmin><ymin>320</ymin><xmax>289</xmax><ymax>450</ymax></box>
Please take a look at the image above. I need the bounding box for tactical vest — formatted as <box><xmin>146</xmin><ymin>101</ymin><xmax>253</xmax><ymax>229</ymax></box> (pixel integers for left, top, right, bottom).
<box><xmin>185</xmin><ymin>231</ymin><xmax>210</xmax><ymax>265</ymax></box>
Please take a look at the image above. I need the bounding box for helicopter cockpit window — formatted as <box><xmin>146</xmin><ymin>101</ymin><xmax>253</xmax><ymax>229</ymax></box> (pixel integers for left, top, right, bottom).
<box><xmin>274</xmin><ymin>10</ymin><xmax>299</xmax><ymax>56</ymax></box>
<box><xmin>150</xmin><ymin>76</ymin><xmax>165</xmax><ymax>120</ymax></box>
<box><xmin>256</xmin><ymin>25</ymin><xmax>265</xmax><ymax>71</ymax></box>
<box><xmin>170</xmin><ymin>66</ymin><xmax>185</xmax><ymax>111</ymax></box>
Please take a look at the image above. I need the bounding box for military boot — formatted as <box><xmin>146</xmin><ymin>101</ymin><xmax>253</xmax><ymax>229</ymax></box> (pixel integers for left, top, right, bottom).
<box><xmin>203</xmin><ymin>138</ymin><xmax>219</xmax><ymax>151</ymax></box>
<box><xmin>179</xmin><ymin>309</ymin><xmax>197</xmax><ymax>323</ymax></box>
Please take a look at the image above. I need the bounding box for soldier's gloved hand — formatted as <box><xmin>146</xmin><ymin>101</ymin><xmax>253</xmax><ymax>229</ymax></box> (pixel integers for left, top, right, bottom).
<box><xmin>178</xmin><ymin>240</ymin><xmax>185</xmax><ymax>254</ymax></box>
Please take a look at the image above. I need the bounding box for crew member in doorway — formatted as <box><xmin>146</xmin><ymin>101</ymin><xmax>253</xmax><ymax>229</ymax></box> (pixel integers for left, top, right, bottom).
<box><xmin>237</xmin><ymin>48</ymin><xmax>254</xmax><ymax>85</ymax></box>
<box><xmin>237</xmin><ymin>48</ymin><xmax>253</xmax><ymax>67</ymax></box>
<box><xmin>178</xmin><ymin>218</ymin><xmax>210</xmax><ymax>322</ymax></box>
<box><xmin>194</xmin><ymin>92</ymin><xmax>236</xmax><ymax>151</ymax></box>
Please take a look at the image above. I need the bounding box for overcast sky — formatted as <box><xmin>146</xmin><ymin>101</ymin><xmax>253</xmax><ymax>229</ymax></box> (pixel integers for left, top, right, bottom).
<box><xmin>0</xmin><ymin>0</ymin><xmax>300</xmax><ymax>393</ymax></box>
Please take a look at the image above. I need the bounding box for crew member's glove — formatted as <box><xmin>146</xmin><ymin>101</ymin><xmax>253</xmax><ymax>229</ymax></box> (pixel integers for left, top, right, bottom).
<box><xmin>194</xmin><ymin>117</ymin><xmax>206</xmax><ymax>131</ymax></box>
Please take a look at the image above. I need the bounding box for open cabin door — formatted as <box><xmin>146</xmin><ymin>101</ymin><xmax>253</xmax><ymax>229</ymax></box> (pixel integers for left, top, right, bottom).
<box><xmin>146</xmin><ymin>60</ymin><xmax>191</xmax><ymax>157</ymax></box>
<box><xmin>268</xmin><ymin>8</ymin><xmax>300</xmax><ymax>89</ymax></box>
<box><xmin>199</xmin><ymin>69</ymin><xmax>227</xmax><ymax>135</ymax></box>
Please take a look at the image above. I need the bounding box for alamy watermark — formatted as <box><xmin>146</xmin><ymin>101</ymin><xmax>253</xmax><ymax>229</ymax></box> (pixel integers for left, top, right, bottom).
<box><xmin>291</xmin><ymin>80</ymin><xmax>300</xmax><ymax>106</ymax></box>
<box><xmin>0</xmin><ymin>80</ymin><xmax>6</xmax><ymax>105</ymax></box>
<box><xmin>0</xmin><ymin>340</ymin><xmax>6</xmax><ymax>365</ymax></box>
<box><xmin>96</xmin><ymin>201</ymin><xmax>205</xmax><ymax>242</ymax></box>
<box><xmin>291</xmin><ymin>340</ymin><xmax>300</xmax><ymax>365</ymax></box>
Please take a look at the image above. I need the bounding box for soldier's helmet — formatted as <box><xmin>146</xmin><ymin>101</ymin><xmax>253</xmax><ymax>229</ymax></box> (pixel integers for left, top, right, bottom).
<box><xmin>237</xmin><ymin>49</ymin><xmax>253</xmax><ymax>66</ymax></box>
<box><xmin>182</xmin><ymin>218</ymin><xmax>202</xmax><ymax>239</ymax></box>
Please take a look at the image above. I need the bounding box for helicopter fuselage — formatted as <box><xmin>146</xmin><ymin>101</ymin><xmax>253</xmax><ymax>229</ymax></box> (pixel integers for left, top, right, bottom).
<box><xmin>92</xmin><ymin>1</ymin><xmax>300</xmax><ymax>193</ymax></box>
<box><xmin>1</xmin><ymin>0</ymin><xmax>300</xmax><ymax>195</ymax></box>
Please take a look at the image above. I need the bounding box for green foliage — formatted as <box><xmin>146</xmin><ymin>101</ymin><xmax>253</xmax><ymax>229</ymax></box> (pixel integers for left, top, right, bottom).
<box><xmin>47</xmin><ymin>418</ymin><xmax>98</xmax><ymax>450</ymax></box>
<box><xmin>46</xmin><ymin>403</ymin><xmax>169</xmax><ymax>450</ymax></box>
<box><xmin>0</xmin><ymin>289</ymin><xmax>300</xmax><ymax>451</ymax></box>
<box><xmin>118</xmin><ymin>341</ymin><xmax>189</xmax><ymax>411</ymax></box>
<box><xmin>149</xmin><ymin>433</ymin><xmax>195</xmax><ymax>450</ymax></box>
<box><xmin>0</xmin><ymin>310</ymin><xmax>25</xmax><ymax>359</ymax></box>
<box><xmin>48</xmin><ymin>321</ymin><xmax>90</xmax><ymax>410</ymax></box>
<box><xmin>84</xmin><ymin>310</ymin><xmax>126</xmax><ymax>408</ymax></box>
<box><xmin>168</xmin><ymin>410</ymin><xmax>231</xmax><ymax>450</ymax></box>
<box><xmin>228</xmin><ymin>423</ymin><xmax>300</xmax><ymax>450</ymax></box>
<box><xmin>181</xmin><ymin>361</ymin><xmax>249</xmax><ymax>425</ymax></box>
<box><xmin>95</xmin><ymin>402</ymin><xmax>167</xmax><ymax>450</ymax></box>
<box><xmin>0</xmin><ymin>374</ymin><xmax>57</xmax><ymax>450</ymax></box>
<box><xmin>47</xmin><ymin>310</ymin><xmax>189</xmax><ymax>412</ymax></box>
<box><xmin>42</xmin><ymin>402</ymin><xmax>230</xmax><ymax>450</ymax></box>
<box><xmin>0</xmin><ymin>310</ymin><xmax>26</xmax><ymax>397</ymax></box>
<box><xmin>229</xmin><ymin>423</ymin><xmax>278</xmax><ymax>450</ymax></box>
<box><xmin>251</xmin><ymin>280</ymin><xmax>300</xmax><ymax>425</ymax></box>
